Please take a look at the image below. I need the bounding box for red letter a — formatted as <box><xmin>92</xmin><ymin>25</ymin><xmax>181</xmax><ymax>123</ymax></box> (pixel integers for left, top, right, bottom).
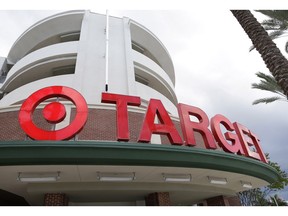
<box><xmin>138</xmin><ymin>99</ymin><xmax>183</xmax><ymax>145</ymax></box>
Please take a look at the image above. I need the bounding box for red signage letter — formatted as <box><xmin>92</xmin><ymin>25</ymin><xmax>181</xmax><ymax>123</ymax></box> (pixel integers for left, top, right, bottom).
<box><xmin>18</xmin><ymin>86</ymin><xmax>88</xmax><ymax>140</ymax></box>
<box><xmin>233</xmin><ymin>122</ymin><xmax>267</xmax><ymax>163</ymax></box>
<box><xmin>177</xmin><ymin>103</ymin><xmax>217</xmax><ymax>149</ymax></box>
<box><xmin>211</xmin><ymin>114</ymin><xmax>244</xmax><ymax>154</ymax></box>
<box><xmin>102</xmin><ymin>92</ymin><xmax>141</xmax><ymax>141</ymax></box>
<box><xmin>138</xmin><ymin>99</ymin><xmax>183</xmax><ymax>145</ymax></box>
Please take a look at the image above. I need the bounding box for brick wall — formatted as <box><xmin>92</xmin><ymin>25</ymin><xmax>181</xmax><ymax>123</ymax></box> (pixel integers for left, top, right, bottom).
<box><xmin>0</xmin><ymin>107</ymin><xmax>214</xmax><ymax>152</ymax></box>
<box><xmin>227</xmin><ymin>196</ymin><xmax>242</xmax><ymax>206</ymax></box>
<box><xmin>44</xmin><ymin>193</ymin><xmax>69</xmax><ymax>206</ymax></box>
<box><xmin>0</xmin><ymin>110</ymin><xmax>54</xmax><ymax>141</ymax></box>
<box><xmin>76</xmin><ymin>108</ymin><xmax>144</xmax><ymax>142</ymax></box>
<box><xmin>206</xmin><ymin>195</ymin><xmax>230</xmax><ymax>206</ymax></box>
<box><xmin>205</xmin><ymin>195</ymin><xmax>242</xmax><ymax>206</ymax></box>
<box><xmin>145</xmin><ymin>192</ymin><xmax>171</xmax><ymax>206</ymax></box>
<box><xmin>0</xmin><ymin>111</ymin><xmax>27</xmax><ymax>140</ymax></box>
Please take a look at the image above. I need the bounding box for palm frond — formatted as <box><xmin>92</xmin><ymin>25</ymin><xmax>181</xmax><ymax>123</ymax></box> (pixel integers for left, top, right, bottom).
<box><xmin>255</xmin><ymin>71</ymin><xmax>275</xmax><ymax>81</ymax></box>
<box><xmin>256</xmin><ymin>10</ymin><xmax>288</xmax><ymax>22</ymax></box>
<box><xmin>251</xmin><ymin>83</ymin><xmax>283</xmax><ymax>95</ymax></box>
<box><xmin>252</xmin><ymin>72</ymin><xmax>285</xmax><ymax>95</ymax></box>
<box><xmin>252</xmin><ymin>96</ymin><xmax>284</xmax><ymax>105</ymax></box>
<box><xmin>252</xmin><ymin>72</ymin><xmax>288</xmax><ymax>105</ymax></box>
<box><xmin>261</xmin><ymin>19</ymin><xmax>283</xmax><ymax>30</ymax></box>
<box><xmin>268</xmin><ymin>30</ymin><xmax>286</xmax><ymax>40</ymax></box>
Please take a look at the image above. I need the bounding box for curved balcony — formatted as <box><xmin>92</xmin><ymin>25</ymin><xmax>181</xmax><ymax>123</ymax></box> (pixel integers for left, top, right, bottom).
<box><xmin>136</xmin><ymin>82</ymin><xmax>178</xmax><ymax>116</ymax></box>
<box><xmin>0</xmin><ymin>41</ymin><xmax>78</xmax><ymax>93</ymax></box>
<box><xmin>7</xmin><ymin>10</ymin><xmax>85</xmax><ymax>64</ymax></box>
<box><xmin>132</xmin><ymin>50</ymin><xmax>177</xmax><ymax>105</ymax></box>
<box><xmin>130</xmin><ymin>20</ymin><xmax>175</xmax><ymax>85</ymax></box>
<box><xmin>0</xmin><ymin>74</ymin><xmax>75</xmax><ymax>107</ymax></box>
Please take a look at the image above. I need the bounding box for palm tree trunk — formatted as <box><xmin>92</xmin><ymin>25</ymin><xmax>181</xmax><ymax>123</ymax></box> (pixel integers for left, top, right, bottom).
<box><xmin>231</xmin><ymin>10</ymin><xmax>288</xmax><ymax>98</ymax></box>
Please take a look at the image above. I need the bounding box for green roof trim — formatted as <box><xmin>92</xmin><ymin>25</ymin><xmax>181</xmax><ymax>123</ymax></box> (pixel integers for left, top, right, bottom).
<box><xmin>0</xmin><ymin>140</ymin><xmax>279</xmax><ymax>183</ymax></box>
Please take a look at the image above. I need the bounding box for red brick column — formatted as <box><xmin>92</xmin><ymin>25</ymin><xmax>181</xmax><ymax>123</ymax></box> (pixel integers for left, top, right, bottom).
<box><xmin>44</xmin><ymin>193</ymin><xmax>69</xmax><ymax>206</ymax></box>
<box><xmin>227</xmin><ymin>196</ymin><xmax>242</xmax><ymax>206</ymax></box>
<box><xmin>145</xmin><ymin>192</ymin><xmax>171</xmax><ymax>206</ymax></box>
<box><xmin>206</xmin><ymin>195</ymin><xmax>230</xmax><ymax>206</ymax></box>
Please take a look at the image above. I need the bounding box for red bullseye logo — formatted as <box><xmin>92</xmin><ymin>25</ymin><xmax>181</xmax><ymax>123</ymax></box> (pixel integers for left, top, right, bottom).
<box><xmin>18</xmin><ymin>86</ymin><xmax>88</xmax><ymax>140</ymax></box>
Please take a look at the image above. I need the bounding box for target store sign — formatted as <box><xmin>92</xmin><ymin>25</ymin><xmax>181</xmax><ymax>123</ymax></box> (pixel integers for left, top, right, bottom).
<box><xmin>18</xmin><ymin>86</ymin><xmax>267</xmax><ymax>163</ymax></box>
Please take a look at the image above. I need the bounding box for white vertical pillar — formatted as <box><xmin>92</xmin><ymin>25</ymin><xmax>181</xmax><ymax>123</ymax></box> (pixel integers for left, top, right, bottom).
<box><xmin>105</xmin><ymin>10</ymin><xmax>109</xmax><ymax>92</ymax></box>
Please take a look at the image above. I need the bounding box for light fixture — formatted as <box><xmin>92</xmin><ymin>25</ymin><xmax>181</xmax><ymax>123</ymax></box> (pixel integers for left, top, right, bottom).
<box><xmin>163</xmin><ymin>173</ymin><xmax>192</xmax><ymax>182</ymax></box>
<box><xmin>17</xmin><ymin>172</ymin><xmax>60</xmax><ymax>182</ymax></box>
<box><xmin>241</xmin><ymin>181</ymin><xmax>253</xmax><ymax>189</ymax></box>
<box><xmin>97</xmin><ymin>172</ymin><xmax>135</xmax><ymax>182</ymax></box>
<box><xmin>208</xmin><ymin>176</ymin><xmax>227</xmax><ymax>185</ymax></box>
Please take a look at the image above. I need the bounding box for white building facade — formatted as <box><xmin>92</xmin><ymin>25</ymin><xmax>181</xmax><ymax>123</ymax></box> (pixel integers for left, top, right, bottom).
<box><xmin>0</xmin><ymin>11</ymin><xmax>278</xmax><ymax>206</ymax></box>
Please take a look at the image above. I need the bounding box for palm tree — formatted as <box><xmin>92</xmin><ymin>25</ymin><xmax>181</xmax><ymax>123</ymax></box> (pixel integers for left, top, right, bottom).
<box><xmin>231</xmin><ymin>10</ymin><xmax>288</xmax><ymax>99</ymax></box>
<box><xmin>250</xmin><ymin>10</ymin><xmax>288</xmax><ymax>53</ymax></box>
<box><xmin>249</xmin><ymin>11</ymin><xmax>288</xmax><ymax>105</ymax></box>
<box><xmin>252</xmin><ymin>72</ymin><xmax>287</xmax><ymax>105</ymax></box>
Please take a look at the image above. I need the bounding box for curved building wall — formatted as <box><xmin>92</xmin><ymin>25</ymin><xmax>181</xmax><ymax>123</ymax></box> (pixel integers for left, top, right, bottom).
<box><xmin>0</xmin><ymin>11</ymin><xmax>278</xmax><ymax>206</ymax></box>
<box><xmin>7</xmin><ymin>10</ymin><xmax>84</xmax><ymax>64</ymax></box>
<box><xmin>1</xmin><ymin>10</ymin><xmax>177</xmax><ymax>116</ymax></box>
